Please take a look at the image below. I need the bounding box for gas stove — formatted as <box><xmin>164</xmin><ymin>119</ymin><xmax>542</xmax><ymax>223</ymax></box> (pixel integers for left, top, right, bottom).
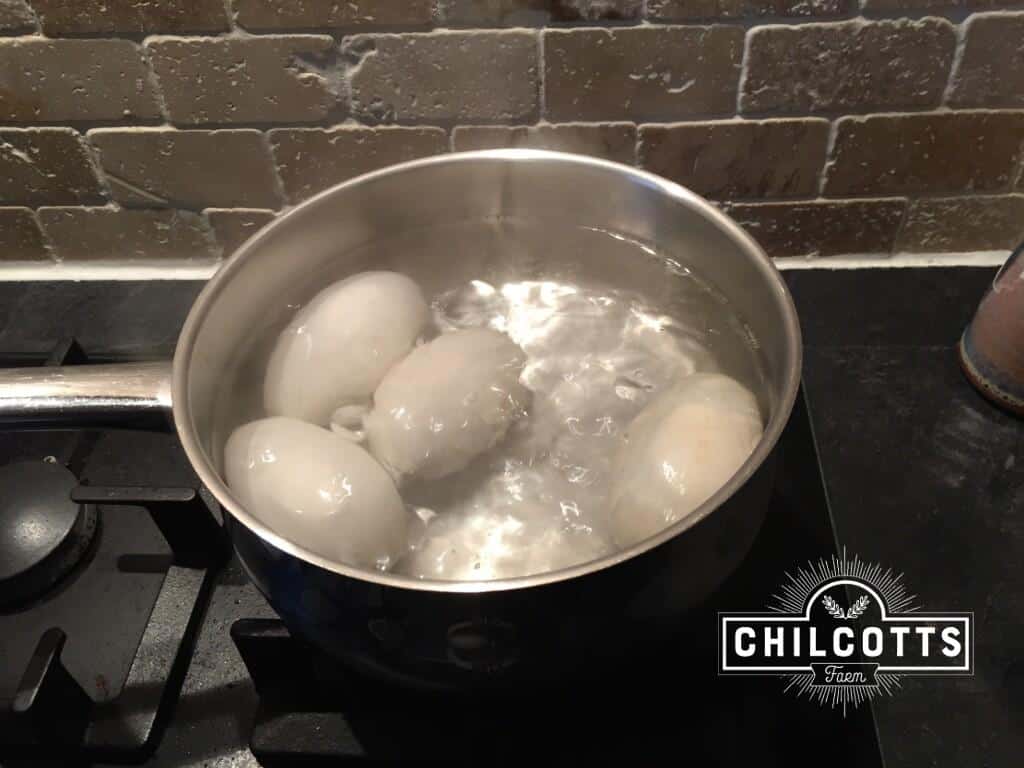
<box><xmin>0</xmin><ymin>341</ymin><xmax>225</xmax><ymax>764</ymax></box>
<box><xmin>0</xmin><ymin>338</ymin><xmax>882</xmax><ymax>766</ymax></box>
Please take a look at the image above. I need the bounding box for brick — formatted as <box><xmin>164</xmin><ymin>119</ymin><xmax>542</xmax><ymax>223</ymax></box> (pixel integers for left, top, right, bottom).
<box><xmin>544</xmin><ymin>27</ymin><xmax>743</xmax><ymax>122</ymax></box>
<box><xmin>948</xmin><ymin>14</ymin><xmax>1024</xmax><ymax>109</ymax></box>
<box><xmin>453</xmin><ymin>123</ymin><xmax>636</xmax><ymax>164</ymax></box>
<box><xmin>349</xmin><ymin>31</ymin><xmax>538</xmax><ymax>123</ymax></box>
<box><xmin>824</xmin><ymin>112</ymin><xmax>1024</xmax><ymax>197</ymax></box>
<box><xmin>896</xmin><ymin>196</ymin><xmax>1024</xmax><ymax>253</ymax></box>
<box><xmin>0</xmin><ymin>40</ymin><xmax>161</xmax><ymax>122</ymax></box>
<box><xmin>38</xmin><ymin>207</ymin><xmax>216</xmax><ymax>261</ymax></box>
<box><xmin>638</xmin><ymin>119</ymin><xmax>828</xmax><ymax>199</ymax></box>
<box><xmin>647</xmin><ymin>0</ymin><xmax>848</xmax><ymax>19</ymax></box>
<box><xmin>863</xmin><ymin>0</ymin><xmax>1002</xmax><ymax>10</ymax></box>
<box><xmin>440</xmin><ymin>0</ymin><xmax>642</xmax><ymax>25</ymax></box>
<box><xmin>33</xmin><ymin>0</ymin><xmax>227</xmax><ymax>35</ymax></box>
<box><xmin>0</xmin><ymin>0</ymin><xmax>36</xmax><ymax>33</ymax></box>
<box><xmin>741</xmin><ymin>20</ymin><xmax>955</xmax><ymax>115</ymax></box>
<box><xmin>89</xmin><ymin>129</ymin><xmax>281</xmax><ymax>209</ymax></box>
<box><xmin>236</xmin><ymin>0</ymin><xmax>432</xmax><ymax>30</ymax></box>
<box><xmin>0</xmin><ymin>129</ymin><xmax>104</xmax><ymax>205</ymax></box>
<box><xmin>0</xmin><ymin>208</ymin><xmax>47</xmax><ymax>261</ymax></box>
<box><xmin>727</xmin><ymin>199</ymin><xmax>906</xmax><ymax>257</ymax></box>
<box><xmin>270</xmin><ymin>126</ymin><xmax>448</xmax><ymax>203</ymax></box>
<box><xmin>146</xmin><ymin>36</ymin><xmax>338</xmax><ymax>125</ymax></box>
<box><xmin>206</xmin><ymin>208</ymin><xmax>276</xmax><ymax>256</ymax></box>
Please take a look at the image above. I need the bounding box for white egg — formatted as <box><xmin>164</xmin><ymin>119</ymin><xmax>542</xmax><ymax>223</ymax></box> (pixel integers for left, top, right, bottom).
<box><xmin>609</xmin><ymin>373</ymin><xmax>764</xmax><ymax>548</ymax></box>
<box><xmin>264</xmin><ymin>271</ymin><xmax>429</xmax><ymax>426</ymax></box>
<box><xmin>224</xmin><ymin>417</ymin><xmax>411</xmax><ymax>569</ymax></box>
<box><xmin>364</xmin><ymin>328</ymin><xmax>530</xmax><ymax>481</ymax></box>
<box><xmin>399</xmin><ymin>505</ymin><xmax>611</xmax><ymax>581</ymax></box>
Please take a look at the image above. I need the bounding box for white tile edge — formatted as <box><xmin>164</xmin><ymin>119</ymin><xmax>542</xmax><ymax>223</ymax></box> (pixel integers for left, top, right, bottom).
<box><xmin>774</xmin><ymin>251</ymin><xmax>1010</xmax><ymax>270</ymax></box>
<box><xmin>0</xmin><ymin>259</ymin><xmax>223</xmax><ymax>281</ymax></box>
<box><xmin>0</xmin><ymin>251</ymin><xmax>1008</xmax><ymax>281</ymax></box>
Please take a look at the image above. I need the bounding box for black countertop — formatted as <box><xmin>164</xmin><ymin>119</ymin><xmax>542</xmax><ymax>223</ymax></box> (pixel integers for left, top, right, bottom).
<box><xmin>0</xmin><ymin>267</ymin><xmax>1019</xmax><ymax>767</ymax></box>
<box><xmin>788</xmin><ymin>268</ymin><xmax>1023</xmax><ymax>768</ymax></box>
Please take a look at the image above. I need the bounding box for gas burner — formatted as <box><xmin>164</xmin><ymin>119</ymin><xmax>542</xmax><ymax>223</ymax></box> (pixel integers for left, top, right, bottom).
<box><xmin>0</xmin><ymin>338</ymin><xmax>228</xmax><ymax>763</ymax></box>
<box><xmin>0</xmin><ymin>460</ymin><xmax>97</xmax><ymax>609</ymax></box>
<box><xmin>0</xmin><ymin>483</ymin><xmax>226</xmax><ymax>760</ymax></box>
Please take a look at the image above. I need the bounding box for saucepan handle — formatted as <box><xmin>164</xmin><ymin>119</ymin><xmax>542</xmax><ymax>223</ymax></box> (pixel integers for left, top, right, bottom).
<box><xmin>0</xmin><ymin>360</ymin><xmax>173</xmax><ymax>428</ymax></box>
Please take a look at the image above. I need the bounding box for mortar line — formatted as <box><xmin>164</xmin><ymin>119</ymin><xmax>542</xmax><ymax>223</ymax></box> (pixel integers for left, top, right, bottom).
<box><xmin>734</xmin><ymin>26</ymin><xmax>752</xmax><ymax>116</ymax></box>
<box><xmin>818</xmin><ymin>119</ymin><xmax>841</xmax><ymax>196</ymax></box>
<box><xmin>537</xmin><ymin>29</ymin><xmax>546</xmax><ymax>122</ymax></box>
<box><xmin>940</xmin><ymin>15</ymin><xmax>970</xmax><ymax>106</ymax></box>
<box><xmin>137</xmin><ymin>40</ymin><xmax>172</xmax><ymax>124</ymax></box>
<box><xmin>260</xmin><ymin>131</ymin><xmax>289</xmax><ymax>208</ymax></box>
<box><xmin>221</xmin><ymin>0</ymin><xmax>238</xmax><ymax>31</ymax></box>
<box><xmin>76</xmin><ymin>130</ymin><xmax>117</xmax><ymax>204</ymax></box>
<box><xmin>26</xmin><ymin>207</ymin><xmax>58</xmax><ymax>263</ymax></box>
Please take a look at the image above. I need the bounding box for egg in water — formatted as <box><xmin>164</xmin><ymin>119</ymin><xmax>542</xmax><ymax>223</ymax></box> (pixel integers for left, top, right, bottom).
<box><xmin>224</xmin><ymin>417</ymin><xmax>412</xmax><ymax>569</ymax></box>
<box><xmin>264</xmin><ymin>271</ymin><xmax>429</xmax><ymax>426</ymax></box>
<box><xmin>363</xmin><ymin>328</ymin><xmax>530</xmax><ymax>482</ymax></box>
<box><xmin>608</xmin><ymin>373</ymin><xmax>764</xmax><ymax>548</ymax></box>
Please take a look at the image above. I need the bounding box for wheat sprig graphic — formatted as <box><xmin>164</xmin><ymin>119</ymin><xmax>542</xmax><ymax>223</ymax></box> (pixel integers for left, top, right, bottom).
<box><xmin>822</xmin><ymin>594</ymin><xmax>846</xmax><ymax>619</ymax></box>
<box><xmin>845</xmin><ymin>595</ymin><xmax>870</xmax><ymax>620</ymax></box>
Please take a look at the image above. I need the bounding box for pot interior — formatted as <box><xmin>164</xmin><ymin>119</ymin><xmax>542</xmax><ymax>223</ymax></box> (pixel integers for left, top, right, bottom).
<box><xmin>174</xmin><ymin>150</ymin><xmax>801</xmax><ymax>586</ymax></box>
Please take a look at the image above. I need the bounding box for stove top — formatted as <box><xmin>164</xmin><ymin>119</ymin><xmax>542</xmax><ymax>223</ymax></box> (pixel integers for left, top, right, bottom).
<box><xmin>0</xmin><ymin>339</ymin><xmax>883</xmax><ymax>766</ymax></box>
<box><xmin>0</xmin><ymin>341</ymin><xmax>225</xmax><ymax>764</ymax></box>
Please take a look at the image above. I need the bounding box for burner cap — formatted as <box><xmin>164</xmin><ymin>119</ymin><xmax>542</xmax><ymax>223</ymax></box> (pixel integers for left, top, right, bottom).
<box><xmin>0</xmin><ymin>460</ymin><xmax>97</xmax><ymax>607</ymax></box>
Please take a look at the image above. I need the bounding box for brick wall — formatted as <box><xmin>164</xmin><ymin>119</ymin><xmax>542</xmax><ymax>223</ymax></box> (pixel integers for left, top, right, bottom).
<box><xmin>1</xmin><ymin>0</ymin><xmax>1023</xmax><ymax>262</ymax></box>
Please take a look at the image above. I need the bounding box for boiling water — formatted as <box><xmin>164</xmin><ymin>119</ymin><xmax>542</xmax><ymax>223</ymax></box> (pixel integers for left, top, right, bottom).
<box><xmin>387</xmin><ymin>231</ymin><xmax>767</xmax><ymax>580</ymax></box>
<box><xmin>220</xmin><ymin>219</ymin><xmax>769</xmax><ymax>581</ymax></box>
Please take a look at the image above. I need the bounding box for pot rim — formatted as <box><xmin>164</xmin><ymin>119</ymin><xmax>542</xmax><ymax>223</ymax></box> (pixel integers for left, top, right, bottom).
<box><xmin>172</xmin><ymin>148</ymin><xmax>803</xmax><ymax>594</ymax></box>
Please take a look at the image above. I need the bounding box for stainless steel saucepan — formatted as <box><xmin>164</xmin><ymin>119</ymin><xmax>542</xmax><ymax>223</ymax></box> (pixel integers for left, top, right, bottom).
<box><xmin>0</xmin><ymin>150</ymin><xmax>802</xmax><ymax>688</ymax></box>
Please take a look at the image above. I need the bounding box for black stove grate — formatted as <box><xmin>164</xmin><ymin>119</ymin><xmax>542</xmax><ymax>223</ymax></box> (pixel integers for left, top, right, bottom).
<box><xmin>0</xmin><ymin>339</ymin><xmax>228</xmax><ymax>764</ymax></box>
